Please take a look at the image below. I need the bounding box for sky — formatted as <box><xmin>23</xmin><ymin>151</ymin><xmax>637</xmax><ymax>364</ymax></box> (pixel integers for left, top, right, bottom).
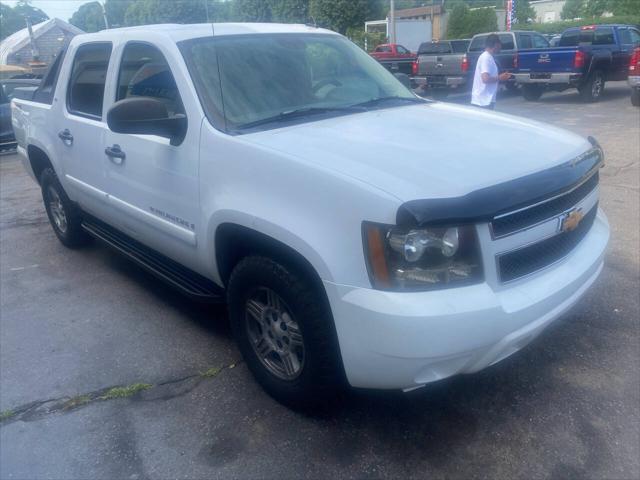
<box><xmin>2</xmin><ymin>1</ymin><xmax>90</xmax><ymax>22</ymax></box>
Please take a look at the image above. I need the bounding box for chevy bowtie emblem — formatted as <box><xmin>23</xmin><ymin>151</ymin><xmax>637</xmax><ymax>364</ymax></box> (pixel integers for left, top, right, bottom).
<box><xmin>561</xmin><ymin>209</ymin><xmax>584</xmax><ymax>233</ymax></box>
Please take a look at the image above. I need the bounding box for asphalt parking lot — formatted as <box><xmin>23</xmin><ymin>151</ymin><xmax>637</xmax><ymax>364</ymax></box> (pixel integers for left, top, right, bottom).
<box><xmin>1</xmin><ymin>82</ymin><xmax>638</xmax><ymax>479</ymax></box>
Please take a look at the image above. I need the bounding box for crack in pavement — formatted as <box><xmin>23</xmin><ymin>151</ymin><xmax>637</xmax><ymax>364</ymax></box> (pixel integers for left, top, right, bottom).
<box><xmin>0</xmin><ymin>360</ymin><xmax>241</xmax><ymax>427</ymax></box>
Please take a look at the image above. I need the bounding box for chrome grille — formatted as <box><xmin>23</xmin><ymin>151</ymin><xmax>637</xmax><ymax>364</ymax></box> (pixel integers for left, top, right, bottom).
<box><xmin>491</xmin><ymin>171</ymin><xmax>599</xmax><ymax>238</ymax></box>
<box><xmin>497</xmin><ymin>204</ymin><xmax>597</xmax><ymax>283</ymax></box>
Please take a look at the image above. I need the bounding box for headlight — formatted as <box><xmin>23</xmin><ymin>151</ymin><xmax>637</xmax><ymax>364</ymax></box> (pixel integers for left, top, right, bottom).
<box><xmin>363</xmin><ymin>222</ymin><xmax>483</xmax><ymax>291</ymax></box>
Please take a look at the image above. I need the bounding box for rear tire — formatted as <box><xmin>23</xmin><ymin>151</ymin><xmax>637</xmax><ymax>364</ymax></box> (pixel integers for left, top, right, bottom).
<box><xmin>522</xmin><ymin>84</ymin><xmax>544</xmax><ymax>101</ymax></box>
<box><xmin>631</xmin><ymin>88</ymin><xmax>640</xmax><ymax>107</ymax></box>
<box><xmin>227</xmin><ymin>256</ymin><xmax>344</xmax><ymax>409</ymax></box>
<box><xmin>41</xmin><ymin>168</ymin><xmax>90</xmax><ymax>248</ymax></box>
<box><xmin>579</xmin><ymin>70</ymin><xmax>605</xmax><ymax>102</ymax></box>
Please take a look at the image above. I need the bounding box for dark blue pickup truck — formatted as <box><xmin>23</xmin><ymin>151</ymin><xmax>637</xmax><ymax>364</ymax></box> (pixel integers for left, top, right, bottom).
<box><xmin>514</xmin><ymin>24</ymin><xmax>640</xmax><ymax>102</ymax></box>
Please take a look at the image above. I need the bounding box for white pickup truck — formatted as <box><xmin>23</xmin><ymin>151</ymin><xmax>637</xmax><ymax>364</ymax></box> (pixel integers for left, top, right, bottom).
<box><xmin>12</xmin><ymin>23</ymin><xmax>609</xmax><ymax>408</ymax></box>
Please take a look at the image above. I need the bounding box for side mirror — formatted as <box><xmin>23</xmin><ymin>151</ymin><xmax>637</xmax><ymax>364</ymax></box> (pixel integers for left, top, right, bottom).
<box><xmin>106</xmin><ymin>97</ymin><xmax>187</xmax><ymax>146</ymax></box>
<box><xmin>394</xmin><ymin>72</ymin><xmax>412</xmax><ymax>90</ymax></box>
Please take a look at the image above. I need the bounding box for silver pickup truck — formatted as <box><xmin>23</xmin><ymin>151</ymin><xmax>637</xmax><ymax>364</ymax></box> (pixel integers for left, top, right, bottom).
<box><xmin>413</xmin><ymin>39</ymin><xmax>470</xmax><ymax>98</ymax></box>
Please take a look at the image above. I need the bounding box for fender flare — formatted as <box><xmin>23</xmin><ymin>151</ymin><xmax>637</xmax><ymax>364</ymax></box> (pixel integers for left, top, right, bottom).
<box><xmin>206</xmin><ymin>209</ymin><xmax>333</xmax><ymax>286</ymax></box>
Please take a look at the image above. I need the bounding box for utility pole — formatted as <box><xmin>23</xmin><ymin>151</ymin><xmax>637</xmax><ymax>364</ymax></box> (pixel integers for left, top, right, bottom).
<box><xmin>100</xmin><ymin>1</ymin><xmax>109</xmax><ymax>29</ymax></box>
<box><xmin>205</xmin><ymin>0</ymin><xmax>210</xmax><ymax>23</ymax></box>
<box><xmin>25</xmin><ymin>17</ymin><xmax>40</xmax><ymax>61</ymax></box>
<box><xmin>389</xmin><ymin>0</ymin><xmax>396</xmax><ymax>44</ymax></box>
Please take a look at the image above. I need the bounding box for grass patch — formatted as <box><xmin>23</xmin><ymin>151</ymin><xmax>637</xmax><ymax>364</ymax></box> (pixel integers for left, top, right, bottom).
<box><xmin>0</xmin><ymin>410</ymin><xmax>14</xmax><ymax>422</ymax></box>
<box><xmin>200</xmin><ymin>367</ymin><xmax>222</xmax><ymax>378</ymax></box>
<box><xmin>99</xmin><ymin>383</ymin><xmax>152</xmax><ymax>400</ymax></box>
<box><xmin>63</xmin><ymin>395</ymin><xmax>91</xmax><ymax>410</ymax></box>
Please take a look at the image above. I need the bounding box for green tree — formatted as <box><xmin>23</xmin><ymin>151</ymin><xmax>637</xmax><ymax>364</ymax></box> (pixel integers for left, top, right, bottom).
<box><xmin>446</xmin><ymin>3</ymin><xmax>469</xmax><ymax>39</ymax></box>
<box><xmin>206</xmin><ymin>0</ymin><xmax>234</xmax><ymax>22</ymax></box>
<box><xmin>582</xmin><ymin>0</ymin><xmax>609</xmax><ymax>17</ymax></box>
<box><xmin>514</xmin><ymin>0</ymin><xmax>535</xmax><ymax>24</ymax></box>
<box><xmin>232</xmin><ymin>0</ymin><xmax>272</xmax><ymax>22</ymax></box>
<box><xmin>69</xmin><ymin>1</ymin><xmax>105</xmax><ymax>32</ymax></box>
<box><xmin>607</xmin><ymin>0</ymin><xmax>639</xmax><ymax>16</ymax></box>
<box><xmin>1</xmin><ymin>0</ymin><xmax>48</xmax><ymax>40</ymax></box>
<box><xmin>447</xmin><ymin>4</ymin><xmax>496</xmax><ymax>39</ymax></box>
<box><xmin>561</xmin><ymin>0</ymin><xmax>584</xmax><ymax>19</ymax></box>
<box><xmin>269</xmin><ymin>0</ymin><xmax>309</xmax><ymax>23</ymax></box>
<box><xmin>309</xmin><ymin>0</ymin><xmax>376</xmax><ymax>34</ymax></box>
<box><xmin>124</xmin><ymin>0</ymin><xmax>207</xmax><ymax>26</ymax></box>
<box><xmin>104</xmin><ymin>0</ymin><xmax>135</xmax><ymax>28</ymax></box>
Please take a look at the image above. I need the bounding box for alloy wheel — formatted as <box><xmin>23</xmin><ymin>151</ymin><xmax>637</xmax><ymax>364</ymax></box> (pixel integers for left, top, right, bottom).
<box><xmin>47</xmin><ymin>186</ymin><xmax>68</xmax><ymax>233</ymax></box>
<box><xmin>245</xmin><ymin>287</ymin><xmax>305</xmax><ymax>380</ymax></box>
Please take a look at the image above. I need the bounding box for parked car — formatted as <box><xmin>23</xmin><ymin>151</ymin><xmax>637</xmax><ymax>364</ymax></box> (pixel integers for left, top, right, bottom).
<box><xmin>412</xmin><ymin>39</ymin><xmax>471</xmax><ymax>97</ymax></box>
<box><xmin>370</xmin><ymin>43</ymin><xmax>416</xmax><ymax>77</ymax></box>
<box><xmin>543</xmin><ymin>33</ymin><xmax>562</xmax><ymax>47</ymax></box>
<box><xmin>514</xmin><ymin>24</ymin><xmax>640</xmax><ymax>102</ymax></box>
<box><xmin>467</xmin><ymin>31</ymin><xmax>550</xmax><ymax>91</ymax></box>
<box><xmin>12</xmin><ymin>24</ymin><xmax>609</xmax><ymax>408</ymax></box>
<box><xmin>629</xmin><ymin>46</ymin><xmax>640</xmax><ymax>106</ymax></box>
<box><xmin>1</xmin><ymin>78</ymin><xmax>40</xmax><ymax>152</ymax></box>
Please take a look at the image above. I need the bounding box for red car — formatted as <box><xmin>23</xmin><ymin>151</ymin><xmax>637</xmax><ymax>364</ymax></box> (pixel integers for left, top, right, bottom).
<box><xmin>370</xmin><ymin>44</ymin><xmax>417</xmax><ymax>79</ymax></box>
<box><xmin>370</xmin><ymin>43</ymin><xmax>415</xmax><ymax>60</ymax></box>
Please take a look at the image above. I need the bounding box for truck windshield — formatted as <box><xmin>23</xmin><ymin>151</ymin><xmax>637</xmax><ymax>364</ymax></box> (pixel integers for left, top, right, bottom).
<box><xmin>180</xmin><ymin>33</ymin><xmax>417</xmax><ymax>133</ymax></box>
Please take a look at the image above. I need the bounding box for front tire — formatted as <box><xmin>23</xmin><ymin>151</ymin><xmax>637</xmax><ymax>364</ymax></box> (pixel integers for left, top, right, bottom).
<box><xmin>41</xmin><ymin>168</ymin><xmax>90</xmax><ymax>248</ymax></box>
<box><xmin>228</xmin><ymin>256</ymin><xmax>343</xmax><ymax>409</ymax></box>
<box><xmin>579</xmin><ymin>70</ymin><xmax>605</xmax><ymax>102</ymax></box>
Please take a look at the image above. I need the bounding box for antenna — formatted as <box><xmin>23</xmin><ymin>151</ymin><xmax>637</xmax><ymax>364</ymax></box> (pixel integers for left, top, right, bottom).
<box><xmin>306</xmin><ymin>16</ymin><xmax>317</xmax><ymax>28</ymax></box>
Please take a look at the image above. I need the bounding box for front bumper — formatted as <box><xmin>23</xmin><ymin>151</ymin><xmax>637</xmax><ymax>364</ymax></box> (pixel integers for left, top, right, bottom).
<box><xmin>514</xmin><ymin>72</ymin><xmax>582</xmax><ymax>85</ymax></box>
<box><xmin>629</xmin><ymin>75</ymin><xmax>640</xmax><ymax>88</ymax></box>
<box><xmin>325</xmin><ymin>209</ymin><xmax>609</xmax><ymax>390</ymax></box>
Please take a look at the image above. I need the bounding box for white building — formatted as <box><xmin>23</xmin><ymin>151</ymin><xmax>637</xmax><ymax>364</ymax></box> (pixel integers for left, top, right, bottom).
<box><xmin>530</xmin><ymin>0</ymin><xmax>566</xmax><ymax>23</ymax></box>
<box><xmin>0</xmin><ymin>18</ymin><xmax>84</xmax><ymax>67</ymax></box>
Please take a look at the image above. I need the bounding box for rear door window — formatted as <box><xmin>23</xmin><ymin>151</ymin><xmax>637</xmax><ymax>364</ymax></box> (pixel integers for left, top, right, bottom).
<box><xmin>67</xmin><ymin>42</ymin><xmax>112</xmax><ymax>119</ymax></box>
<box><xmin>533</xmin><ymin>34</ymin><xmax>550</xmax><ymax>48</ymax></box>
<box><xmin>499</xmin><ymin>34</ymin><xmax>515</xmax><ymax>50</ymax></box>
<box><xmin>593</xmin><ymin>27</ymin><xmax>615</xmax><ymax>45</ymax></box>
<box><xmin>519</xmin><ymin>34</ymin><xmax>533</xmax><ymax>49</ymax></box>
<box><xmin>469</xmin><ymin>35</ymin><xmax>487</xmax><ymax>52</ymax></box>
<box><xmin>560</xmin><ymin>30</ymin><xmax>580</xmax><ymax>47</ymax></box>
<box><xmin>116</xmin><ymin>42</ymin><xmax>184</xmax><ymax>116</ymax></box>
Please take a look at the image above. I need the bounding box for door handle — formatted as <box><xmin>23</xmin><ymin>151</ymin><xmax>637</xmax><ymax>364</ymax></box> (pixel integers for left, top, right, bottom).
<box><xmin>105</xmin><ymin>144</ymin><xmax>126</xmax><ymax>164</ymax></box>
<box><xmin>58</xmin><ymin>129</ymin><xmax>73</xmax><ymax>146</ymax></box>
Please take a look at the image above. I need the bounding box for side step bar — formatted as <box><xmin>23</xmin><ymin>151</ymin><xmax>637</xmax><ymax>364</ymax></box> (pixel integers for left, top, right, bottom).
<box><xmin>81</xmin><ymin>218</ymin><xmax>225</xmax><ymax>303</ymax></box>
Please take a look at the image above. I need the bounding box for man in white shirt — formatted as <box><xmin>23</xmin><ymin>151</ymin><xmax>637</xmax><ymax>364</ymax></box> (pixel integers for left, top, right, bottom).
<box><xmin>471</xmin><ymin>34</ymin><xmax>512</xmax><ymax>110</ymax></box>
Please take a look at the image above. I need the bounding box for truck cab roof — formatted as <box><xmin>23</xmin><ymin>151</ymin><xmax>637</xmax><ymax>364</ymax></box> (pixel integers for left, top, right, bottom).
<box><xmin>71</xmin><ymin>22</ymin><xmax>337</xmax><ymax>45</ymax></box>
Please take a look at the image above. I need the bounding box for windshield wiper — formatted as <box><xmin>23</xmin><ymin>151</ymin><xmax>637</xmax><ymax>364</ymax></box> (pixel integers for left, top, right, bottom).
<box><xmin>350</xmin><ymin>96</ymin><xmax>425</xmax><ymax>109</ymax></box>
<box><xmin>235</xmin><ymin>106</ymin><xmax>363</xmax><ymax>130</ymax></box>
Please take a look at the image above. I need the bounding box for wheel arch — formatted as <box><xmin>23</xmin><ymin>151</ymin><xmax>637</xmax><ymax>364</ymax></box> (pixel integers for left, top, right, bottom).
<box><xmin>27</xmin><ymin>144</ymin><xmax>54</xmax><ymax>184</ymax></box>
<box><xmin>214</xmin><ymin>221</ymin><xmax>331</xmax><ymax>296</ymax></box>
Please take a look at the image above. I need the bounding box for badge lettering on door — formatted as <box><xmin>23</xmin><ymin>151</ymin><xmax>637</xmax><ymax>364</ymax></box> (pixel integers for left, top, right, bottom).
<box><xmin>150</xmin><ymin>207</ymin><xmax>195</xmax><ymax>230</ymax></box>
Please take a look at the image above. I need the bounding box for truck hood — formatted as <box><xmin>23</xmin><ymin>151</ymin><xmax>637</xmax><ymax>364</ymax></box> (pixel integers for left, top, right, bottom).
<box><xmin>243</xmin><ymin>102</ymin><xmax>591</xmax><ymax>202</ymax></box>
